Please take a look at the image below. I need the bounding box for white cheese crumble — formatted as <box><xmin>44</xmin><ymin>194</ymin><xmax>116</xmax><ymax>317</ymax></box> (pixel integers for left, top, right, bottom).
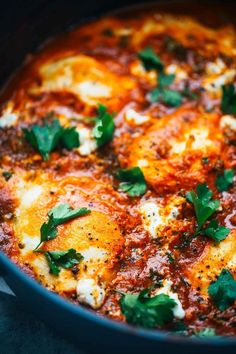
<box><xmin>125</xmin><ymin>108</ymin><xmax>150</xmax><ymax>125</ymax></box>
<box><xmin>204</xmin><ymin>58</ymin><xmax>236</xmax><ymax>95</ymax></box>
<box><xmin>20</xmin><ymin>234</ymin><xmax>40</xmax><ymax>255</ymax></box>
<box><xmin>0</xmin><ymin>104</ymin><xmax>18</xmax><ymax>128</ymax></box>
<box><xmin>220</xmin><ymin>115</ymin><xmax>236</xmax><ymax>131</ymax></box>
<box><xmin>140</xmin><ymin>200</ymin><xmax>181</xmax><ymax>238</ymax></box>
<box><xmin>140</xmin><ymin>202</ymin><xmax>163</xmax><ymax>238</ymax></box>
<box><xmin>21</xmin><ymin>185</ymin><xmax>43</xmax><ymax>208</ymax></box>
<box><xmin>77</xmin><ymin>127</ymin><xmax>97</xmax><ymax>156</ymax></box>
<box><xmin>77</xmin><ymin>80</ymin><xmax>111</xmax><ymax>104</ymax></box>
<box><xmin>171</xmin><ymin>128</ymin><xmax>212</xmax><ymax>154</ymax></box>
<box><xmin>206</xmin><ymin>58</ymin><xmax>226</xmax><ymax>75</ymax></box>
<box><xmin>155</xmin><ymin>279</ymin><xmax>185</xmax><ymax>319</ymax></box>
<box><xmin>81</xmin><ymin>247</ymin><xmax>108</xmax><ymax>262</ymax></box>
<box><xmin>166</xmin><ymin>64</ymin><xmax>188</xmax><ymax>81</ymax></box>
<box><xmin>76</xmin><ymin>278</ymin><xmax>105</xmax><ymax>309</ymax></box>
<box><xmin>137</xmin><ymin>159</ymin><xmax>149</xmax><ymax>168</ymax></box>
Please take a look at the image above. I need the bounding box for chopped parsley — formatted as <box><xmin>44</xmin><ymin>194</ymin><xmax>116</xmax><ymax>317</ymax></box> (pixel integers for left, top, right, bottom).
<box><xmin>120</xmin><ymin>288</ymin><xmax>176</xmax><ymax>328</ymax></box>
<box><xmin>215</xmin><ymin>169</ymin><xmax>234</xmax><ymax>192</ymax></box>
<box><xmin>92</xmin><ymin>104</ymin><xmax>115</xmax><ymax>147</ymax></box>
<box><xmin>44</xmin><ymin>248</ymin><xmax>83</xmax><ymax>276</ymax></box>
<box><xmin>116</xmin><ymin>166</ymin><xmax>147</xmax><ymax>197</ymax></box>
<box><xmin>138</xmin><ymin>46</ymin><xmax>183</xmax><ymax>107</ymax></box>
<box><xmin>23</xmin><ymin>119</ymin><xmax>80</xmax><ymax>160</ymax></box>
<box><xmin>201</xmin><ymin>157</ymin><xmax>209</xmax><ymax>165</ymax></box>
<box><xmin>138</xmin><ymin>47</ymin><xmax>164</xmax><ymax>71</ymax></box>
<box><xmin>166</xmin><ymin>251</ymin><xmax>175</xmax><ymax>263</ymax></box>
<box><xmin>221</xmin><ymin>84</ymin><xmax>236</xmax><ymax>115</ymax></box>
<box><xmin>60</xmin><ymin>127</ymin><xmax>80</xmax><ymax>150</ymax></box>
<box><xmin>35</xmin><ymin>203</ymin><xmax>91</xmax><ymax>249</ymax></box>
<box><xmin>2</xmin><ymin>171</ymin><xmax>13</xmax><ymax>181</ymax></box>
<box><xmin>186</xmin><ymin>183</ymin><xmax>220</xmax><ymax>230</ymax></box>
<box><xmin>186</xmin><ymin>183</ymin><xmax>229</xmax><ymax>242</ymax></box>
<box><xmin>203</xmin><ymin>220</ymin><xmax>230</xmax><ymax>243</ymax></box>
<box><xmin>208</xmin><ymin>269</ymin><xmax>236</xmax><ymax>311</ymax></box>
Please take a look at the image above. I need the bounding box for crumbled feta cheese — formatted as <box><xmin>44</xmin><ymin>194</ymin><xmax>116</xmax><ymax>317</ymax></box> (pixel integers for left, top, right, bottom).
<box><xmin>140</xmin><ymin>202</ymin><xmax>163</xmax><ymax>238</ymax></box>
<box><xmin>204</xmin><ymin>69</ymin><xmax>236</xmax><ymax>93</ymax></box>
<box><xmin>206</xmin><ymin>58</ymin><xmax>226</xmax><ymax>75</ymax></box>
<box><xmin>220</xmin><ymin>115</ymin><xmax>236</xmax><ymax>131</ymax></box>
<box><xmin>125</xmin><ymin>108</ymin><xmax>150</xmax><ymax>125</ymax></box>
<box><xmin>204</xmin><ymin>58</ymin><xmax>236</xmax><ymax>96</ymax></box>
<box><xmin>137</xmin><ymin>159</ymin><xmax>149</xmax><ymax>168</ymax></box>
<box><xmin>21</xmin><ymin>185</ymin><xmax>43</xmax><ymax>208</ymax></box>
<box><xmin>77</xmin><ymin>127</ymin><xmax>97</xmax><ymax>156</ymax></box>
<box><xmin>81</xmin><ymin>247</ymin><xmax>107</xmax><ymax>262</ymax></box>
<box><xmin>166</xmin><ymin>64</ymin><xmax>188</xmax><ymax>81</ymax></box>
<box><xmin>0</xmin><ymin>104</ymin><xmax>18</xmax><ymax>128</ymax></box>
<box><xmin>76</xmin><ymin>278</ymin><xmax>105</xmax><ymax>309</ymax></box>
<box><xmin>77</xmin><ymin>80</ymin><xmax>111</xmax><ymax>103</ymax></box>
<box><xmin>20</xmin><ymin>234</ymin><xmax>40</xmax><ymax>255</ymax></box>
<box><xmin>155</xmin><ymin>279</ymin><xmax>185</xmax><ymax>319</ymax></box>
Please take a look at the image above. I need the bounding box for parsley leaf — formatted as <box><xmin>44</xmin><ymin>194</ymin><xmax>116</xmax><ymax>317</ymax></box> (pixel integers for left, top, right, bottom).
<box><xmin>208</xmin><ymin>269</ymin><xmax>236</xmax><ymax>311</ymax></box>
<box><xmin>149</xmin><ymin>71</ymin><xmax>183</xmax><ymax>107</ymax></box>
<box><xmin>24</xmin><ymin>120</ymin><xmax>62</xmax><ymax>160</ymax></box>
<box><xmin>203</xmin><ymin>220</ymin><xmax>230</xmax><ymax>243</ymax></box>
<box><xmin>120</xmin><ymin>289</ymin><xmax>176</xmax><ymax>328</ymax></box>
<box><xmin>60</xmin><ymin>127</ymin><xmax>80</xmax><ymax>150</ymax></box>
<box><xmin>186</xmin><ymin>183</ymin><xmax>220</xmax><ymax>230</ymax></box>
<box><xmin>116</xmin><ymin>167</ymin><xmax>147</xmax><ymax>197</ymax></box>
<box><xmin>149</xmin><ymin>87</ymin><xmax>183</xmax><ymax>107</ymax></box>
<box><xmin>36</xmin><ymin>203</ymin><xmax>90</xmax><ymax>249</ymax></box>
<box><xmin>138</xmin><ymin>47</ymin><xmax>164</xmax><ymax>72</ymax></box>
<box><xmin>44</xmin><ymin>248</ymin><xmax>84</xmax><ymax>276</ymax></box>
<box><xmin>193</xmin><ymin>328</ymin><xmax>216</xmax><ymax>338</ymax></box>
<box><xmin>24</xmin><ymin>119</ymin><xmax>80</xmax><ymax>160</ymax></box>
<box><xmin>216</xmin><ymin>169</ymin><xmax>234</xmax><ymax>192</ymax></box>
<box><xmin>138</xmin><ymin>46</ymin><xmax>183</xmax><ymax>107</ymax></box>
<box><xmin>92</xmin><ymin>104</ymin><xmax>115</xmax><ymax>147</ymax></box>
<box><xmin>2</xmin><ymin>171</ymin><xmax>13</xmax><ymax>181</ymax></box>
<box><xmin>162</xmin><ymin>89</ymin><xmax>183</xmax><ymax>107</ymax></box>
<box><xmin>221</xmin><ymin>84</ymin><xmax>236</xmax><ymax>115</ymax></box>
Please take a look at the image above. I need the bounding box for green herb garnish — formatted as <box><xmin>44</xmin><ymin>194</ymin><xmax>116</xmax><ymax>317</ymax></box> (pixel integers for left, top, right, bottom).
<box><xmin>138</xmin><ymin>47</ymin><xmax>164</xmax><ymax>72</ymax></box>
<box><xmin>2</xmin><ymin>171</ymin><xmax>13</xmax><ymax>181</ymax></box>
<box><xmin>208</xmin><ymin>269</ymin><xmax>236</xmax><ymax>311</ymax></box>
<box><xmin>36</xmin><ymin>203</ymin><xmax>91</xmax><ymax>249</ymax></box>
<box><xmin>201</xmin><ymin>157</ymin><xmax>209</xmax><ymax>165</ymax></box>
<box><xmin>92</xmin><ymin>104</ymin><xmax>115</xmax><ymax>147</ymax></box>
<box><xmin>186</xmin><ymin>183</ymin><xmax>220</xmax><ymax>230</ymax></box>
<box><xmin>120</xmin><ymin>289</ymin><xmax>176</xmax><ymax>328</ymax></box>
<box><xmin>116</xmin><ymin>167</ymin><xmax>147</xmax><ymax>197</ymax></box>
<box><xmin>44</xmin><ymin>248</ymin><xmax>84</xmax><ymax>276</ymax></box>
<box><xmin>60</xmin><ymin>127</ymin><xmax>80</xmax><ymax>150</ymax></box>
<box><xmin>23</xmin><ymin>119</ymin><xmax>80</xmax><ymax>160</ymax></box>
<box><xmin>186</xmin><ymin>183</ymin><xmax>229</xmax><ymax>242</ymax></box>
<box><xmin>215</xmin><ymin>169</ymin><xmax>234</xmax><ymax>192</ymax></box>
<box><xmin>138</xmin><ymin>46</ymin><xmax>183</xmax><ymax>107</ymax></box>
<box><xmin>221</xmin><ymin>84</ymin><xmax>236</xmax><ymax>115</ymax></box>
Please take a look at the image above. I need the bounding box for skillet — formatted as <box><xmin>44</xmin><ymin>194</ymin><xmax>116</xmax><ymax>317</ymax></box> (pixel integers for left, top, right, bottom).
<box><xmin>0</xmin><ymin>1</ymin><xmax>236</xmax><ymax>353</ymax></box>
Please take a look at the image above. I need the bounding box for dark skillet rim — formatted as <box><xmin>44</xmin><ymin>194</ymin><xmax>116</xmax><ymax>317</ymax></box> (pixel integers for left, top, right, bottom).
<box><xmin>0</xmin><ymin>0</ymin><xmax>236</xmax><ymax>347</ymax></box>
<box><xmin>1</xmin><ymin>252</ymin><xmax>236</xmax><ymax>346</ymax></box>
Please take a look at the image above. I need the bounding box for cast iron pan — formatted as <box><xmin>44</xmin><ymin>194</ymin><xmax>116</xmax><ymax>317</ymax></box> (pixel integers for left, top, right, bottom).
<box><xmin>0</xmin><ymin>1</ymin><xmax>236</xmax><ymax>353</ymax></box>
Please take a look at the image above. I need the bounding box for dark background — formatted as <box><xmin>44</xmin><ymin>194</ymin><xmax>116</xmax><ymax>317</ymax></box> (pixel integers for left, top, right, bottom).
<box><xmin>0</xmin><ymin>1</ymin><xmax>235</xmax><ymax>353</ymax></box>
